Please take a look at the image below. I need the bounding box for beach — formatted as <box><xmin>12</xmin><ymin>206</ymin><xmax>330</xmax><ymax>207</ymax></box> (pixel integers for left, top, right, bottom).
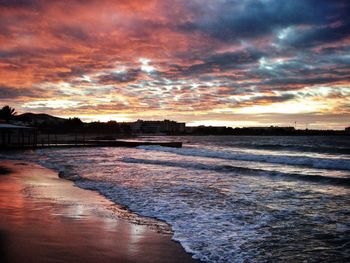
<box><xmin>1</xmin><ymin>135</ymin><xmax>349</xmax><ymax>262</ymax></box>
<box><xmin>0</xmin><ymin>160</ymin><xmax>197</xmax><ymax>263</ymax></box>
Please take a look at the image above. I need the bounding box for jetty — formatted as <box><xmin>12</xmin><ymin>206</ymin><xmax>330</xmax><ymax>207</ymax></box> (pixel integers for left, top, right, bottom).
<box><xmin>93</xmin><ymin>139</ymin><xmax>182</xmax><ymax>148</ymax></box>
<box><xmin>0</xmin><ymin>124</ymin><xmax>182</xmax><ymax>150</ymax></box>
<box><xmin>0</xmin><ymin>140</ymin><xmax>182</xmax><ymax>150</ymax></box>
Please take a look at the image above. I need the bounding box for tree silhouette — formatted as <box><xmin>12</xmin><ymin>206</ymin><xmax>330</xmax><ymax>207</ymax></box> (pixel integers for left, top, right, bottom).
<box><xmin>63</xmin><ymin>117</ymin><xmax>84</xmax><ymax>131</ymax></box>
<box><xmin>0</xmin><ymin>105</ymin><xmax>17</xmax><ymax>122</ymax></box>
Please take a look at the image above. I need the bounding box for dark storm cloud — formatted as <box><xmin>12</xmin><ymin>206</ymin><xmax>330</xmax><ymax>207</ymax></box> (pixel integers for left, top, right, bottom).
<box><xmin>278</xmin><ymin>22</ymin><xmax>350</xmax><ymax>48</ymax></box>
<box><xmin>0</xmin><ymin>85</ymin><xmax>36</xmax><ymax>98</ymax></box>
<box><xmin>182</xmin><ymin>0</ymin><xmax>349</xmax><ymax>41</ymax></box>
<box><xmin>0</xmin><ymin>48</ymin><xmax>62</xmax><ymax>61</ymax></box>
<box><xmin>162</xmin><ymin>49</ymin><xmax>264</xmax><ymax>78</ymax></box>
<box><xmin>0</xmin><ymin>0</ymin><xmax>42</xmax><ymax>8</ymax></box>
<box><xmin>97</xmin><ymin>69</ymin><xmax>142</xmax><ymax>84</ymax></box>
<box><xmin>1</xmin><ymin>0</ymin><xmax>349</xmax><ymax>128</ymax></box>
<box><xmin>264</xmin><ymin>76</ymin><xmax>350</xmax><ymax>87</ymax></box>
<box><xmin>0</xmin><ymin>50</ymin><xmax>25</xmax><ymax>59</ymax></box>
<box><xmin>249</xmin><ymin>93</ymin><xmax>296</xmax><ymax>103</ymax></box>
<box><xmin>221</xmin><ymin>93</ymin><xmax>296</xmax><ymax>106</ymax></box>
<box><xmin>53</xmin><ymin>25</ymin><xmax>91</xmax><ymax>42</ymax></box>
<box><xmin>191</xmin><ymin>49</ymin><xmax>263</xmax><ymax>71</ymax></box>
<box><xmin>0</xmin><ymin>0</ymin><xmax>92</xmax><ymax>9</ymax></box>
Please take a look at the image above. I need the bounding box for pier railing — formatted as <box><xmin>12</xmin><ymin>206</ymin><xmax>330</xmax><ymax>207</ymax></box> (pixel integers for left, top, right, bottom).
<box><xmin>0</xmin><ymin>126</ymin><xmax>182</xmax><ymax>149</ymax></box>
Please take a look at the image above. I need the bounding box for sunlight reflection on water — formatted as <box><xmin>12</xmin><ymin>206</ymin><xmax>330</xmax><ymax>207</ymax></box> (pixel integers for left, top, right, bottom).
<box><xmin>3</xmin><ymin>136</ymin><xmax>350</xmax><ymax>262</ymax></box>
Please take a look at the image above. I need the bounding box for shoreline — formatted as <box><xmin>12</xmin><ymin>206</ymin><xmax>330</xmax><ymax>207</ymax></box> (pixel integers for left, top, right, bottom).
<box><xmin>0</xmin><ymin>160</ymin><xmax>197</xmax><ymax>263</ymax></box>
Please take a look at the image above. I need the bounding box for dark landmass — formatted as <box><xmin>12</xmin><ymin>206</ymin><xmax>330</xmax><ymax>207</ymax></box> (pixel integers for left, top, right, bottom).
<box><xmin>16</xmin><ymin>113</ymin><xmax>66</xmax><ymax>124</ymax></box>
<box><xmin>1</xmin><ymin>110</ymin><xmax>349</xmax><ymax>136</ymax></box>
<box><xmin>185</xmin><ymin>125</ymin><xmax>350</xmax><ymax>136</ymax></box>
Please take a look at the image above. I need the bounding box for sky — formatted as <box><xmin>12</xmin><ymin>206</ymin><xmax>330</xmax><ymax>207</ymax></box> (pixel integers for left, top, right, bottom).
<box><xmin>0</xmin><ymin>0</ymin><xmax>349</xmax><ymax>129</ymax></box>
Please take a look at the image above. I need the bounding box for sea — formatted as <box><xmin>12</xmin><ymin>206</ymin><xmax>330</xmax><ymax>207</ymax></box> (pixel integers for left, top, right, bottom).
<box><xmin>2</xmin><ymin>136</ymin><xmax>350</xmax><ymax>262</ymax></box>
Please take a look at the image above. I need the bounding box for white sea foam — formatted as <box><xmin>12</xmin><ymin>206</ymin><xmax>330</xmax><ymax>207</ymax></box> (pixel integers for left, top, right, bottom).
<box><xmin>73</xmin><ymin>163</ymin><xmax>350</xmax><ymax>262</ymax></box>
<box><xmin>122</xmin><ymin>157</ymin><xmax>350</xmax><ymax>185</ymax></box>
<box><xmin>2</xmin><ymin>136</ymin><xmax>350</xmax><ymax>262</ymax></box>
<box><xmin>138</xmin><ymin>145</ymin><xmax>350</xmax><ymax>171</ymax></box>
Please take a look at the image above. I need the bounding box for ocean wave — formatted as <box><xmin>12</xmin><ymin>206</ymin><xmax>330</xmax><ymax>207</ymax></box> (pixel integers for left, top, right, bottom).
<box><xmin>2</xmin><ymin>144</ymin><xmax>350</xmax><ymax>262</ymax></box>
<box><xmin>249</xmin><ymin>143</ymin><xmax>350</xmax><ymax>155</ymax></box>
<box><xmin>137</xmin><ymin>145</ymin><xmax>350</xmax><ymax>171</ymax></box>
<box><xmin>122</xmin><ymin>157</ymin><xmax>350</xmax><ymax>186</ymax></box>
<box><xmin>68</xmin><ymin>160</ymin><xmax>350</xmax><ymax>262</ymax></box>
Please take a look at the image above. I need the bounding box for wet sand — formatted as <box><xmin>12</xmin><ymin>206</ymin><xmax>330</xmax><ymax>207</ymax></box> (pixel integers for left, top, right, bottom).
<box><xmin>0</xmin><ymin>160</ymin><xmax>197</xmax><ymax>263</ymax></box>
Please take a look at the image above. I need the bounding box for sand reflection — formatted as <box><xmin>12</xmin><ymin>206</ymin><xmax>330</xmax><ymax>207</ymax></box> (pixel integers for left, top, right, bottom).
<box><xmin>0</xmin><ymin>160</ymin><xmax>196</xmax><ymax>263</ymax></box>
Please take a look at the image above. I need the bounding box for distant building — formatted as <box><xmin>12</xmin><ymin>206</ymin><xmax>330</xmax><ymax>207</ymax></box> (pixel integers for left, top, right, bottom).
<box><xmin>129</xmin><ymin>119</ymin><xmax>185</xmax><ymax>134</ymax></box>
<box><xmin>184</xmin><ymin>126</ymin><xmax>197</xmax><ymax>133</ymax></box>
<box><xmin>248</xmin><ymin>126</ymin><xmax>295</xmax><ymax>131</ymax></box>
<box><xmin>185</xmin><ymin>125</ymin><xmax>227</xmax><ymax>133</ymax></box>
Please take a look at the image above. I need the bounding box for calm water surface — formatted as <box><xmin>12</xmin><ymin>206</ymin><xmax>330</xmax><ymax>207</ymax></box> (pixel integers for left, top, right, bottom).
<box><xmin>3</xmin><ymin>136</ymin><xmax>350</xmax><ymax>262</ymax></box>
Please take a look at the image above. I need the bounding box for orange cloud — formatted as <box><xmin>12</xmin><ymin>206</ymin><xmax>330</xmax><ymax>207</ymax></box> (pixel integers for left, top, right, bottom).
<box><xmin>0</xmin><ymin>0</ymin><xmax>349</xmax><ymax>129</ymax></box>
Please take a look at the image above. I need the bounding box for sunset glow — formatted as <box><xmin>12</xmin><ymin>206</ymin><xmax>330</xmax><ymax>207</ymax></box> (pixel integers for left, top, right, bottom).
<box><xmin>0</xmin><ymin>0</ymin><xmax>349</xmax><ymax>129</ymax></box>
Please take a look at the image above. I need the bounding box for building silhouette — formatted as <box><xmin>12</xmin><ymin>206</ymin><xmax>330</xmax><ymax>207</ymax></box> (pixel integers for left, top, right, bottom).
<box><xmin>129</xmin><ymin>119</ymin><xmax>185</xmax><ymax>134</ymax></box>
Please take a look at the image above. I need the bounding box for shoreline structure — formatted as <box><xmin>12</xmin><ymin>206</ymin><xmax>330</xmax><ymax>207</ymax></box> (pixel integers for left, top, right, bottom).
<box><xmin>0</xmin><ymin>160</ymin><xmax>197</xmax><ymax>263</ymax></box>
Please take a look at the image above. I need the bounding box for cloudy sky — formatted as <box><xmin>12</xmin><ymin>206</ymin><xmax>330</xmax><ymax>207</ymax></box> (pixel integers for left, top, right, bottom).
<box><xmin>0</xmin><ymin>0</ymin><xmax>349</xmax><ymax>129</ymax></box>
